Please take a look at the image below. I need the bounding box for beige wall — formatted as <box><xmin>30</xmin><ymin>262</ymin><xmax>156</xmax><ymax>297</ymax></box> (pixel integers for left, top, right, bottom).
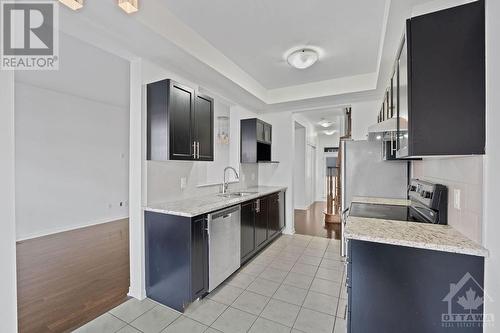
<box><xmin>412</xmin><ymin>156</ymin><xmax>483</xmax><ymax>243</ymax></box>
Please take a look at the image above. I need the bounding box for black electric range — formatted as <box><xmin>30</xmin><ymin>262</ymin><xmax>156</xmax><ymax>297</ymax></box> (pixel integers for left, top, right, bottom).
<box><xmin>348</xmin><ymin>179</ymin><xmax>448</xmax><ymax>225</ymax></box>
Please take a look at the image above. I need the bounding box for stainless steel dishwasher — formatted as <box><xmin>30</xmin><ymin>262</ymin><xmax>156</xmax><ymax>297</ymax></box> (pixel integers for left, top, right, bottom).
<box><xmin>207</xmin><ymin>205</ymin><xmax>241</xmax><ymax>292</ymax></box>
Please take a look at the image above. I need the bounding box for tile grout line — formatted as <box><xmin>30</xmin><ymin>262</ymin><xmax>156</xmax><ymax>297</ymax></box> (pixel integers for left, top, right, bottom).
<box><xmin>104</xmin><ymin>234</ymin><xmax>345</xmax><ymax>333</ymax></box>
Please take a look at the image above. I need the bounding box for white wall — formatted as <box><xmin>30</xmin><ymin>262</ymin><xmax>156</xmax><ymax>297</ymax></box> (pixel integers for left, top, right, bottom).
<box><xmin>293</xmin><ymin>125</ymin><xmax>306</xmax><ymax>209</ymax></box>
<box><xmin>0</xmin><ymin>70</ymin><xmax>18</xmax><ymax>332</ymax></box>
<box><xmin>351</xmin><ymin>100</ymin><xmax>379</xmax><ymax>140</ymax></box>
<box><xmin>143</xmin><ymin>61</ymin><xmax>260</xmax><ymax>205</ymax></box>
<box><xmin>413</xmin><ymin>157</ymin><xmax>483</xmax><ymax>243</ymax></box>
<box><xmin>484</xmin><ymin>0</ymin><xmax>500</xmax><ymax>328</ymax></box>
<box><xmin>258</xmin><ymin>112</ymin><xmax>295</xmax><ymax>234</ymax></box>
<box><xmin>14</xmin><ymin>33</ymin><xmax>130</xmax><ymax>240</ymax></box>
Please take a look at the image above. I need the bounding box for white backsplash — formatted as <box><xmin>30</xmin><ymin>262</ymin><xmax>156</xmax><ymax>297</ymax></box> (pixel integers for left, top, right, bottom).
<box><xmin>146</xmin><ymin>161</ymin><xmax>259</xmax><ymax>205</ymax></box>
<box><xmin>412</xmin><ymin>156</ymin><xmax>483</xmax><ymax>244</ymax></box>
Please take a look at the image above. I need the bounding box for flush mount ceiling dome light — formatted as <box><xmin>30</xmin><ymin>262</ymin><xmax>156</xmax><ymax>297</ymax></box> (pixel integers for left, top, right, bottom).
<box><xmin>287</xmin><ymin>48</ymin><xmax>319</xmax><ymax>69</ymax></box>
<box><xmin>318</xmin><ymin>119</ymin><xmax>334</xmax><ymax>128</ymax></box>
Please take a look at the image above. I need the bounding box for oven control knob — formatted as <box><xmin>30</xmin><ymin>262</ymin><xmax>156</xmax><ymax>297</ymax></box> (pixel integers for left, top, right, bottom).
<box><xmin>421</xmin><ymin>191</ymin><xmax>432</xmax><ymax>199</ymax></box>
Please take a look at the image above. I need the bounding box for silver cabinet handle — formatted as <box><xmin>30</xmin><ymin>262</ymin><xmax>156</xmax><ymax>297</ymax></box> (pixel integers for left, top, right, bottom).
<box><xmin>192</xmin><ymin>142</ymin><xmax>196</xmax><ymax>159</ymax></box>
<box><xmin>196</xmin><ymin>142</ymin><xmax>200</xmax><ymax>159</ymax></box>
<box><xmin>255</xmin><ymin>199</ymin><xmax>260</xmax><ymax>213</ymax></box>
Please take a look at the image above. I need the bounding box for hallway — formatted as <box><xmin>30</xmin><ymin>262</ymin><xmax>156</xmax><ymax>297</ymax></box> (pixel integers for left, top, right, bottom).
<box><xmin>294</xmin><ymin>202</ymin><xmax>341</xmax><ymax>240</ymax></box>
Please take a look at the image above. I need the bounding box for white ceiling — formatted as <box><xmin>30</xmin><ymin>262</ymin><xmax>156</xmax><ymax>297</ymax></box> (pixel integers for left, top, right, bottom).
<box><xmin>298</xmin><ymin>107</ymin><xmax>344</xmax><ymax>124</ymax></box>
<box><xmin>163</xmin><ymin>0</ymin><xmax>388</xmax><ymax>90</ymax></box>
<box><xmin>57</xmin><ymin>0</ymin><xmax>431</xmax><ymax>112</ymax></box>
<box><xmin>297</xmin><ymin>107</ymin><xmax>344</xmax><ymax>133</ymax></box>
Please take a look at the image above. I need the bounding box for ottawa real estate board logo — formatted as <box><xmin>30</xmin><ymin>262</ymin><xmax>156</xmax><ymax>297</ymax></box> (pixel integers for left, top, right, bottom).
<box><xmin>441</xmin><ymin>272</ymin><xmax>494</xmax><ymax>329</ymax></box>
<box><xmin>1</xmin><ymin>0</ymin><xmax>59</xmax><ymax>70</ymax></box>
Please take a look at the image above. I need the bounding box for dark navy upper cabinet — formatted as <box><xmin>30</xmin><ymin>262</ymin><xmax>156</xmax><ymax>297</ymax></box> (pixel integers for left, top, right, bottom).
<box><xmin>396</xmin><ymin>1</ymin><xmax>485</xmax><ymax>158</ymax></box>
<box><xmin>194</xmin><ymin>94</ymin><xmax>214</xmax><ymax>161</ymax></box>
<box><xmin>241</xmin><ymin>118</ymin><xmax>273</xmax><ymax>163</ymax></box>
<box><xmin>147</xmin><ymin>79</ymin><xmax>214</xmax><ymax>161</ymax></box>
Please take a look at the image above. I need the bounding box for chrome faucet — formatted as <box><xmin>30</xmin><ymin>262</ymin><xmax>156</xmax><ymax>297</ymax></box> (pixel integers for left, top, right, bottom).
<box><xmin>222</xmin><ymin>166</ymin><xmax>239</xmax><ymax>194</ymax></box>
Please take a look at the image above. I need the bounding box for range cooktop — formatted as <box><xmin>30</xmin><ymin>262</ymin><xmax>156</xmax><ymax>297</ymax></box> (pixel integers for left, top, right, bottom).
<box><xmin>349</xmin><ymin>202</ymin><xmax>428</xmax><ymax>223</ymax></box>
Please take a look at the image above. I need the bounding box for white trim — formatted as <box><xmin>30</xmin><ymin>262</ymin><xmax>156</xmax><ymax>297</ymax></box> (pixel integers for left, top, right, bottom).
<box><xmin>0</xmin><ymin>70</ymin><xmax>18</xmax><ymax>332</ymax></box>
<box><xmin>129</xmin><ymin>59</ymin><xmax>147</xmax><ymax>300</ymax></box>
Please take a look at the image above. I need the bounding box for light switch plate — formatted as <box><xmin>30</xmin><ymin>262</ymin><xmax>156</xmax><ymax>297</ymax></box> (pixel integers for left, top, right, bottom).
<box><xmin>180</xmin><ymin>177</ymin><xmax>187</xmax><ymax>190</ymax></box>
<box><xmin>453</xmin><ymin>189</ymin><xmax>461</xmax><ymax>210</ymax></box>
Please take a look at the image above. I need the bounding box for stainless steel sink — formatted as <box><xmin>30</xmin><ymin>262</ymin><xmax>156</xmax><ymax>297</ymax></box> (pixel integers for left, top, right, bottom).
<box><xmin>217</xmin><ymin>191</ymin><xmax>258</xmax><ymax>198</ymax></box>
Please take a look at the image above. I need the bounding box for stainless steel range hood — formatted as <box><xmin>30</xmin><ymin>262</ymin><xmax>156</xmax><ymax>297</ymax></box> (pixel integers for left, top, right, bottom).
<box><xmin>368</xmin><ymin>118</ymin><xmax>407</xmax><ymax>141</ymax></box>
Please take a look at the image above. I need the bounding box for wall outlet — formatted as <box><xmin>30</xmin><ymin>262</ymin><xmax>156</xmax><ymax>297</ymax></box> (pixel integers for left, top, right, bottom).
<box><xmin>453</xmin><ymin>189</ymin><xmax>461</xmax><ymax>210</ymax></box>
<box><xmin>180</xmin><ymin>177</ymin><xmax>187</xmax><ymax>190</ymax></box>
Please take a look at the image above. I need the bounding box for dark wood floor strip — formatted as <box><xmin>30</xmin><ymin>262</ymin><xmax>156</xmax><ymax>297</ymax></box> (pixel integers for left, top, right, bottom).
<box><xmin>16</xmin><ymin>219</ymin><xmax>130</xmax><ymax>333</ymax></box>
<box><xmin>294</xmin><ymin>201</ymin><xmax>341</xmax><ymax>239</ymax></box>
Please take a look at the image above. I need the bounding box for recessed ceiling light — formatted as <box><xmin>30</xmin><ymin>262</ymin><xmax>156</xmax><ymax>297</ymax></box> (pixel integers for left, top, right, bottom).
<box><xmin>118</xmin><ymin>0</ymin><xmax>139</xmax><ymax>14</ymax></box>
<box><xmin>59</xmin><ymin>0</ymin><xmax>83</xmax><ymax>10</ymax></box>
<box><xmin>323</xmin><ymin>130</ymin><xmax>337</xmax><ymax>136</ymax></box>
<box><xmin>287</xmin><ymin>48</ymin><xmax>319</xmax><ymax>69</ymax></box>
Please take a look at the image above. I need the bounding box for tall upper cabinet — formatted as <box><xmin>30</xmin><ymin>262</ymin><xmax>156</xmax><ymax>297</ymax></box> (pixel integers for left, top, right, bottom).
<box><xmin>147</xmin><ymin>79</ymin><xmax>214</xmax><ymax>161</ymax></box>
<box><xmin>395</xmin><ymin>0</ymin><xmax>485</xmax><ymax>158</ymax></box>
<box><xmin>241</xmin><ymin>118</ymin><xmax>276</xmax><ymax>163</ymax></box>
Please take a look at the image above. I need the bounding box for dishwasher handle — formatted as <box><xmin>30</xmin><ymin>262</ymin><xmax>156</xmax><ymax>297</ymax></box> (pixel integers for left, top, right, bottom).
<box><xmin>208</xmin><ymin>205</ymin><xmax>241</xmax><ymax>220</ymax></box>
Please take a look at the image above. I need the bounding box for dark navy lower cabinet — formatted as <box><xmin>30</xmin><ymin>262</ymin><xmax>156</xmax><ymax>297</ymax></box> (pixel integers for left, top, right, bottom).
<box><xmin>241</xmin><ymin>191</ymin><xmax>286</xmax><ymax>265</ymax></box>
<box><xmin>145</xmin><ymin>211</ymin><xmax>208</xmax><ymax>312</ymax></box>
<box><xmin>347</xmin><ymin>240</ymin><xmax>485</xmax><ymax>333</ymax></box>
<box><xmin>145</xmin><ymin>190</ymin><xmax>286</xmax><ymax>311</ymax></box>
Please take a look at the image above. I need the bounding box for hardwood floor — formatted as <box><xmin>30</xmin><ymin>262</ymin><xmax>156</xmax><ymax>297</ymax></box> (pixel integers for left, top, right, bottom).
<box><xmin>294</xmin><ymin>201</ymin><xmax>342</xmax><ymax>239</ymax></box>
<box><xmin>16</xmin><ymin>219</ymin><xmax>130</xmax><ymax>333</ymax></box>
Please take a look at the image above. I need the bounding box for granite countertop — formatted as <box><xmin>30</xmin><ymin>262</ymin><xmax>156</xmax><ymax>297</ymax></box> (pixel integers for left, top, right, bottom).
<box><xmin>144</xmin><ymin>186</ymin><xmax>286</xmax><ymax>217</ymax></box>
<box><xmin>352</xmin><ymin>196</ymin><xmax>411</xmax><ymax>206</ymax></box>
<box><xmin>345</xmin><ymin>216</ymin><xmax>488</xmax><ymax>257</ymax></box>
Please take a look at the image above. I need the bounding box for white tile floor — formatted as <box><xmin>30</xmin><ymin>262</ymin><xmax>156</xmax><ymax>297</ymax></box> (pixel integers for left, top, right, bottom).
<box><xmin>74</xmin><ymin>234</ymin><xmax>347</xmax><ymax>333</ymax></box>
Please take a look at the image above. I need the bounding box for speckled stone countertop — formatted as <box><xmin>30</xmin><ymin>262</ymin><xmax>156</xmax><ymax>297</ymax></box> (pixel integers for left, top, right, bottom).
<box><xmin>144</xmin><ymin>186</ymin><xmax>286</xmax><ymax>217</ymax></box>
<box><xmin>352</xmin><ymin>196</ymin><xmax>411</xmax><ymax>206</ymax></box>
<box><xmin>345</xmin><ymin>216</ymin><xmax>488</xmax><ymax>257</ymax></box>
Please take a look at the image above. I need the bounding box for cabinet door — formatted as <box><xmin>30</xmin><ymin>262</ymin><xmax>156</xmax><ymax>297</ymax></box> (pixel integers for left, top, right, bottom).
<box><xmin>397</xmin><ymin>35</ymin><xmax>409</xmax><ymax>156</ymax></box>
<box><xmin>278</xmin><ymin>191</ymin><xmax>285</xmax><ymax>230</ymax></box>
<box><xmin>194</xmin><ymin>94</ymin><xmax>214</xmax><ymax>161</ymax></box>
<box><xmin>256</xmin><ymin>121</ymin><xmax>265</xmax><ymax>142</ymax></box>
<box><xmin>240</xmin><ymin>202</ymin><xmax>255</xmax><ymax>262</ymax></box>
<box><xmin>391</xmin><ymin>75</ymin><xmax>397</xmax><ymax>119</ymax></box>
<box><xmin>267</xmin><ymin>194</ymin><xmax>280</xmax><ymax>238</ymax></box>
<box><xmin>264</xmin><ymin>124</ymin><xmax>272</xmax><ymax>143</ymax></box>
<box><xmin>169</xmin><ymin>81</ymin><xmax>195</xmax><ymax>160</ymax></box>
<box><xmin>255</xmin><ymin>198</ymin><xmax>268</xmax><ymax>248</ymax></box>
<box><xmin>191</xmin><ymin>216</ymin><xmax>208</xmax><ymax>300</ymax></box>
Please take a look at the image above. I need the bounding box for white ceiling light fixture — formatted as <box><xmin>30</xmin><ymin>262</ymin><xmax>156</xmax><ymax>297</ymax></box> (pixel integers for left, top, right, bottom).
<box><xmin>59</xmin><ymin>0</ymin><xmax>83</xmax><ymax>10</ymax></box>
<box><xmin>318</xmin><ymin>119</ymin><xmax>334</xmax><ymax>128</ymax></box>
<box><xmin>286</xmin><ymin>48</ymin><xmax>319</xmax><ymax>69</ymax></box>
<box><xmin>323</xmin><ymin>130</ymin><xmax>337</xmax><ymax>136</ymax></box>
<box><xmin>118</xmin><ymin>0</ymin><xmax>139</xmax><ymax>14</ymax></box>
